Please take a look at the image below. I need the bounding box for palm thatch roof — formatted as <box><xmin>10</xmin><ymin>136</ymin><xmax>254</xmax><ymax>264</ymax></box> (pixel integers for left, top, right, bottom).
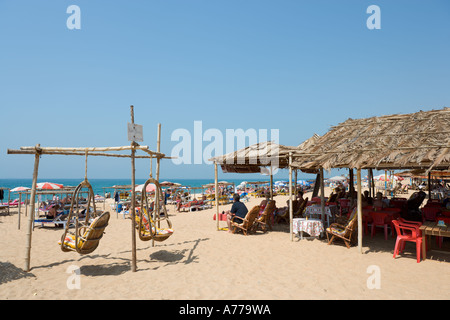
<box><xmin>292</xmin><ymin>108</ymin><xmax>450</xmax><ymax>172</ymax></box>
<box><xmin>209</xmin><ymin>135</ymin><xmax>321</xmax><ymax>174</ymax></box>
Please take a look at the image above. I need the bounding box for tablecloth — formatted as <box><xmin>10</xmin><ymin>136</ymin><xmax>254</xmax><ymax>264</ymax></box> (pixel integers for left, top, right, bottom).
<box><xmin>293</xmin><ymin>218</ymin><xmax>324</xmax><ymax>237</ymax></box>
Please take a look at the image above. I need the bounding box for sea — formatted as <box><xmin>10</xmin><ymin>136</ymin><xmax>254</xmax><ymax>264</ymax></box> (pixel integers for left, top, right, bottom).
<box><xmin>0</xmin><ymin>178</ymin><xmax>286</xmax><ymax>202</ymax></box>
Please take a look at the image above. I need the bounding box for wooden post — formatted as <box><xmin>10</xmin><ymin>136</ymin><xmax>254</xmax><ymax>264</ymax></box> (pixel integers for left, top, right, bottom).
<box><xmin>215</xmin><ymin>162</ymin><xmax>219</xmax><ymax>230</ymax></box>
<box><xmin>294</xmin><ymin>169</ymin><xmax>298</xmax><ymax>198</ymax></box>
<box><xmin>153</xmin><ymin>123</ymin><xmax>162</xmax><ymax>247</ymax></box>
<box><xmin>428</xmin><ymin>171</ymin><xmax>431</xmax><ymax>199</ymax></box>
<box><xmin>320</xmin><ymin>168</ymin><xmax>326</xmax><ymax>225</ymax></box>
<box><xmin>349</xmin><ymin>169</ymin><xmax>354</xmax><ymax>203</ymax></box>
<box><xmin>24</xmin><ymin>145</ymin><xmax>41</xmax><ymax>272</ymax></box>
<box><xmin>130</xmin><ymin>106</ymin><xmax>137</xmax><ymax>273</ymax></box>
<box><xmin>18</xmin><ymin>193</ymin><xmax>22</xmax><ymax>229</ymax></box>
<box><xmin>312</xmin><ymin>173</ymin><xmax>320</xmax><ymax>198</ymax></box>
<box><xmin>357</xmin><ymin>168</ymin><xmax>363</xmax><ymax>254</ymax></box>
<box><xmin>269</xmin><ymin>166</ymin><xmax>273</xmax><ymax>200</ymax></box>
<box><xmin>289</xmin><ymin>153</ymin><xmax>293</xmax><ymax>241</ymax></box>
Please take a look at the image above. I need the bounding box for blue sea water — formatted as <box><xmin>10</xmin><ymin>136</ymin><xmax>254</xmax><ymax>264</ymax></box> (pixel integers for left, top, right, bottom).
<box><xmin>0</xmin><ymin>178</ymin><xmax>272</xmax><ymax>201</ymax></box>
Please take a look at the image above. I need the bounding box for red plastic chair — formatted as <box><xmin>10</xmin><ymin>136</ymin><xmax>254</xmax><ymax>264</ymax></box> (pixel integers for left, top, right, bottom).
<box><xmin>392</xmin><ymin>219</ymin><xmax>424</xmax><ymax>263</ymax></box>
<box><xmin>370</xmin><ymin>211</ymin><xmax>391</xmax><ymax>240</ymax></box>
<box><xmin>311</xmin><ymin>197</ymin><xmax>321</xmax><ymax>204</ymax></box>
<box><xmin>422</xmin><ymin>207</ymin><xmax>441</xmax><ymax>222</ymax></box>
<box><xmin>338</xmin><ymin>199</ymin><xmax>351</xmax><ymax>217</ymax></box>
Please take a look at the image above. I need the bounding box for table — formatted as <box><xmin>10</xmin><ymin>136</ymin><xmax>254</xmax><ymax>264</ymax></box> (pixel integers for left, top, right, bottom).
<box><xmin>293</xmin><ymin>218</ymin><xmax>324</xmax><ymax>239</ymax></box>
<box><xmin>304</xmin><ymin>205</ymin><xmax>338</xmax><ymax>226</ymax></box>
<box><xmin>420</xmin><ymin>221</ymin><xmax>450</xmax><ymax>261</ymax></box>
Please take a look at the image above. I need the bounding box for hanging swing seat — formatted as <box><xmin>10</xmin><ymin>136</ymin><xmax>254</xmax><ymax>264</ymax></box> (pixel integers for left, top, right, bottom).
<box><xmin>59</xmin><ymin>177</ymin><xmax>110</xmax><ymax>254</ymax></box>
<box><xmin>136</xmin><ymin>178</ymin><xmax>174</xmax><ymax>242</ymax></box>
<box><xmin>136</xmin><ymin>210</ymin><xmax>173</xmax><ymax>242</ymax></box>
<box><xmin>59</xmin><ymin>211</ymin><xmax>110</xmax><ymax>254</ymax></box>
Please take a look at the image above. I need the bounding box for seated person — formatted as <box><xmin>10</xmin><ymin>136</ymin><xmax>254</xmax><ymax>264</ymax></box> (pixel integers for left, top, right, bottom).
<box><xmin>373</xmin><ymin>192</ymin><xmax>387</xmax><ymax>209</ymax></box>
<box><xmin>46</xmin><ymin>204</ymin><xmax>60</xmax><ymax>219</ymax></box>
<box><xmin>363</xmin><ymin>190</ymin><xmax>373</xmax><ymax>205</ymax></box>
<box><xmin>226</xmin><ymin>194</ymin><xmax>248</xmax><ymax>233</ymax></box>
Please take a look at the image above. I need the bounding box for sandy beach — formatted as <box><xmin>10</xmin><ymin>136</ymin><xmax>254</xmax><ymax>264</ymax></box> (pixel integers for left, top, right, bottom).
<box><xmin>0</xmin><ymin>187</ymin><xmax>449</xmax><ymax>300</ymax></box>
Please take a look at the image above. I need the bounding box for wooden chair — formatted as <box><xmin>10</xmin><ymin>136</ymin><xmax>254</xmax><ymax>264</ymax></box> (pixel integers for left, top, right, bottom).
<box><xmin>255</xmin><ymin>200</ymin><xmax>276</xmax><ymax>232</ymax></box>
<box><xmin>230</xmin><ymin>205</ymin><xmax>260</xmax><ymax>235</ymax></box>
<box><xmin>326</xmin><ymin>209</ymin><xmax>358</xmax><ymax>249</ymax></box>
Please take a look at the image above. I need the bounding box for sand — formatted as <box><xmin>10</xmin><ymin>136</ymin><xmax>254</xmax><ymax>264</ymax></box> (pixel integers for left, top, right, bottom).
<box><xmin>0</xmin><ymin>188</ymin><xmax>449</xmax><ymax>300</ymax></box>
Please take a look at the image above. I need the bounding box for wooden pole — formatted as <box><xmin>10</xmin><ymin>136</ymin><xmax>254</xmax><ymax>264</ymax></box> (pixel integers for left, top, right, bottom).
<box><xmin>215</xmin><ymin>162</ymin><xmax>219</xmax><ymax>230</ymax></box>
<box><xmin>153</xmin><ymin>123</ymin><xmax>162</xmax><ymax>247</ymax></box>
<box><xmin>428</xmin><ymin>171</ymin><xmax>431</xmax><ymax>199</ymax></box>
<box><xmin>320</xmin><ymin>168</ymin><xmax>326</xmax><ymax>226</ymax></box>
<box><xmin>18</xmin><ymin>193</ymin><xmax>21</xmax><ymax>230</ymax></box>
<box><xmin>269</xmin><ymin>166</ymin><xmax>273</xmax><ymax>200</ymax></box>
<box><xmin>289</xmin><ymin>153</ymin><xmax>293</xmax><ymax>241</ymax></box>
<box><xmin>357</xmin><ymin>168</ymin><xmax>363</xmax><ymax>254</ymax></box>
<box><xmin>24</xmin><ymin>145</ymin><xmax>40</xmax><ymax>272</ymax></box>
<box><xmin>349</xmin><ymin>169</ymin><xmax>354</xmax><ymax>203</ymax></box>
<box><xmin>294</xmin><ymin>169</ymin><xmax>298</xmax><ymax>198</ymax></box>
<box><xmin>130</xmin><ymin>106</ymin><xmax>137</xmax><ymax>272</ymax></box>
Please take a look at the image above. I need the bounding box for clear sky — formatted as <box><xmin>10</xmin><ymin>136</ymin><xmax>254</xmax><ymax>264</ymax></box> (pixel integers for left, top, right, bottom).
<box><xmin>1</xmin><ymin>0</ymin><xmax>449</xmax><ymax>180</ymax></box>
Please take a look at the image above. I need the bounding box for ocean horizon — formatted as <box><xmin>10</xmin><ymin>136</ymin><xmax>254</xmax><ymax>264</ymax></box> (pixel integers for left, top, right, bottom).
<box><xmin>0</xmin><ymin>178</ymin><xmax>314</xmax><ymax>201</ymax></box>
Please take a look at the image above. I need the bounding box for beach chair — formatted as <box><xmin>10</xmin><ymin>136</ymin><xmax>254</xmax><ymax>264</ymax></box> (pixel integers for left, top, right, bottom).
<box><xmin>254</xmin><ymin>200</ymin><xmax>276</xmax><ymax>232</ymax></box>
<box><xmin>34</xmin><ymin>211</ymin><xmax>70</xmax><ymax>229</ymax></box>
<box><xmin>230</xmin><ymin>205</ymin><xmax>260</xmax><ymax>236</ymax></box>
<box><xmin>326</xmin><ymin>209</ymin><xmax>358</xmax><ymax>248</ymax></box>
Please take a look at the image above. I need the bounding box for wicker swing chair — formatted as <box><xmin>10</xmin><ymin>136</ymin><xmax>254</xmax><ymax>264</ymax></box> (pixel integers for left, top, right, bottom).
<box><xmin>136</xmin><ymin>178</ymin><xmax>173</xmax><ymax>242</ymax></box>
<box><xmin>59</xmin><ymin>179</ymin><xmax>110</xmax><ymax>254</ymax></box>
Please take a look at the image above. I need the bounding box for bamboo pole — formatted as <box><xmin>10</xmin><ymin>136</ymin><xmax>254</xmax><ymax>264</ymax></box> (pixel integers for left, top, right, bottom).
<box><xmin>215</xmin><ymin>162</ymin><xmax>219</xmax><ymax>231</ymax></box>
<box><xmin>289</xmin><ymin>153</ymin><xmax>293</xmax><ymax>241</ymax></box>
<box><xmin>24</xmin><ymin>145</ymin><xmax>41</xmax><ymax>272</ymax></box>
<box><xmin>428</xmin><ymin>171</ymin><xmax>431</xmax><ymax>199</ymax></box>
<box><xmin>130</xmin><ymin>106</ymin><xmax>137</xmax><ymax>273</ymax></box>
<box><xmin>19</xmin><ymin>145</ymin><xmax>162</xmax><ymax>154</ymax></box>
<box><xmin>357</xmin><ymin>168</ymin><xmax>363</xmax><ymax>254</ymax></box>
<box><xmin>269</xmin><ymin>166</ymin><xmax>273</xmax><ymax>200</ymax></box>
<box><xmin>8</xmin><ymin>149</ymin><xmax>169</xmax><ymax>159</ymax></box>
<box><xmin>320</xmin><ymin>168</ymin><xmax>325</xmax><ymax>225</ymax></box>
<box><xmin>294</xmin><ymin>169</ymin><xmax>298</xmax><ymax>198</ymax></box>
<box><xmin>153</xmin><ymin>123</ymin><xmax>162</xmax><ymax>248</ymax></box>
<box><xmin>18</xmin><ymin>193</ymin><xmax>21</xmax><ymax>230</ymax></box>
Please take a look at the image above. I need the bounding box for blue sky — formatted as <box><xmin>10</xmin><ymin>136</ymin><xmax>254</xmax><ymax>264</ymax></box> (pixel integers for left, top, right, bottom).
<box><xmin>0</xmin><ymin>0</ymin><xmax>449</xmax><ymax>180</ymax></box>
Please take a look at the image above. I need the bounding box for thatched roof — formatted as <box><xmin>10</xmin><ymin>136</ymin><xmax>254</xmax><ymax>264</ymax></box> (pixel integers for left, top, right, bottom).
<box><xmin>292</xmin><ymin>108</ymin><xmax>450</xmax><ymax>172</ymax></box>
<box><xmin>209</xmin><ymin>135</ymin><xmax>320</xmax><ymax>173</ymax></box>
<box><xmin>209</xmin><ymin>141</ymin><xmax>294</xmax><ymax>173</ymax></box>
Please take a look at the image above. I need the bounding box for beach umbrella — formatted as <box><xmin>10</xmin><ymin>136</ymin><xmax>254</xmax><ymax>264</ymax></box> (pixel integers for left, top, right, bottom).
<box><xmin>10</xmin><ymin>186</ymin><xmax>31</xmax><ymax>192</ymax></box>
<box><xmin>160</xmin><ymin>181</ymin><xmax>181</xmax><ymax>187</ymax></box>
<box><xmin>373</xmin><ymin>174</ymin><xmax>404</xmax><ymax>181</ymax></box>
<box><xmin>135</xmin><ymin>183</ymin><xmax>156</xmax><ymax>193</ymax></box>
<box><xmin>327</xmin><ymin>176</ymin><xmax>347</xmax><ymax>182</ymax></box>
<box><xmin>297</xmin><ymin>180</ymin><xmax>311</xmax><ymax>186</ymax></box>
<box><xmin>36</xmin><ymin>182</ymin><xmax>63</xmax><ymax>190</ymax></box>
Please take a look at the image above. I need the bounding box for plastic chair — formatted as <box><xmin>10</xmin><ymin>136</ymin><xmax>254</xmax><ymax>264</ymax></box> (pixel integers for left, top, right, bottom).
<box><xmin>370</xmin><ymin>211</ymin><xmax>391</xmax><ymax>240</ymax></box>
<box><xmin>392</xmin><ymin>219</ymin><xmax>424</xmax><ymax>263</ymax></box>
<box><xmin>338</xmin><ymin>199</ymin><xmax>351</xmax><ymax>217</ymax></box>
<box><xmin>422</xmin><ymin>207</ymin><xmax>441</xmax><ymax>222</ymax></box>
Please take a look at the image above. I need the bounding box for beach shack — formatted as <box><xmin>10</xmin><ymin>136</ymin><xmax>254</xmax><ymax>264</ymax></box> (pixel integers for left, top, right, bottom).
<box><xmin>291</xmin><ymin>107</ymin><xmax>450</xmax><ymax>256</ymax></box>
